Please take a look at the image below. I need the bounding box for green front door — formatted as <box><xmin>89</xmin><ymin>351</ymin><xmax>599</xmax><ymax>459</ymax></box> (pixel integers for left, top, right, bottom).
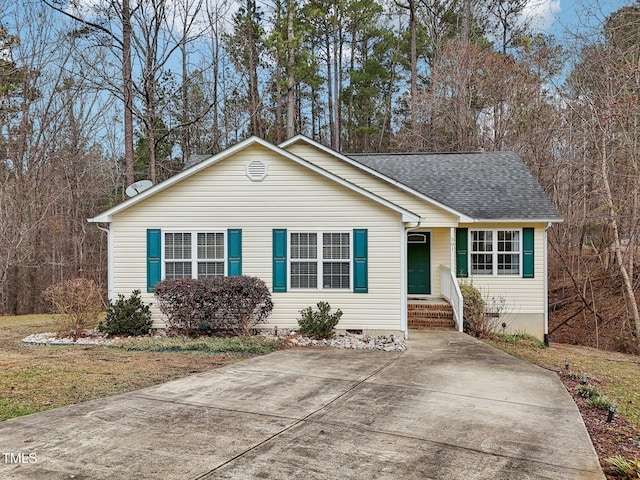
<box><xmin>408</xmin><ymin>233</ymin><xmax>431</xmax><ymax>294</ymax></box>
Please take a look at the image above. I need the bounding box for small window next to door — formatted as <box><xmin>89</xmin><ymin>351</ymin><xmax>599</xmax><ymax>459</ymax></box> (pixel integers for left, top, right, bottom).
<box><xmin>408</xmin><ymin>233</ymin><xmax>427</xmax><ymax>244</ymax></box>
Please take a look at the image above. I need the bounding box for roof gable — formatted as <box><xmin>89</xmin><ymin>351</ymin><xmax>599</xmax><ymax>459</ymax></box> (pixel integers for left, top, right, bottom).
<box><xmin>281</xmin><ymin>135</ymin><xmax>473</xmax><ymax>222</ymax></box>
<box><xmin>89</xmin><ymin>136</ymin><xmax>420</xmax><ymax>223</ymax></box>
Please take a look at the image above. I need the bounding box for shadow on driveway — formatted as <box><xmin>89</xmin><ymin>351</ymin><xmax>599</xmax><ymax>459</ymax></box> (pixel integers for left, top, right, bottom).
<box><xmin>0</xmin><ymin>331</ymin><xmax>604</xmax><ymax>479</ymax></box>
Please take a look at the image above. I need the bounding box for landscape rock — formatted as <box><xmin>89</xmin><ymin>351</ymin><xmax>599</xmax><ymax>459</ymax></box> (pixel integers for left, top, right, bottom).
<box><xmin>258</xmin><ymin>329</ymin><xmax>406</xmax><ymax>352</ymax></box>
<box><xmin>23</xmin><ymin>329</ymin><xmax>407</xmax><ymax>352</ymax></box>
<box><xmin>22</xmin><ymin>331</ymin><xmax>123</xmax><ymax>346</ymax></box>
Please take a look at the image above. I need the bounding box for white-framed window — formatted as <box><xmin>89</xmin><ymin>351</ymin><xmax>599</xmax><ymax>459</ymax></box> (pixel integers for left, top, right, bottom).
<box><xmin>289</xmin><ymin>231</ymin><xmax>351</xmax><ymax>290</ymax></box>
<box><xmin>164</xmin><ymin>231</ymin><xmax>225</xmax><ymax>279</ymax></box>
<box><xmin>470</xmin><ymin>229</ymin><xmax>520</xmax><ymax>276</ymax></box>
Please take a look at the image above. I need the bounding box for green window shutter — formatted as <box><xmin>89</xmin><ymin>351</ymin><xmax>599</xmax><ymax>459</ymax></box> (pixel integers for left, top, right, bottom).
<box><xmin>353</xmin><ymin>229</ymin><xmax>368</xmax><ymax>293</ymax></box>
<box><xmin>272</xmin><ymin>229</ymin><xmax>287</xmax><ymax>292</ymax></box>
<box><xmin>455</xmin><ymin>228</ymin><xmax>468</xmax><ymax>278</ymax></box>
<box><xmin>147</xmin><ymin>228</ymin><xmax>162</xmax><ymax>292</ymax></box>
<box><xmin>522</xmin><ymin>228</ymin><xmax>534</xmax><ymax>278</ymax></box>
<box><xmin>227</xmin><ymin>229</ymin><xmax>242</xmax><ymax>276</ymax></box>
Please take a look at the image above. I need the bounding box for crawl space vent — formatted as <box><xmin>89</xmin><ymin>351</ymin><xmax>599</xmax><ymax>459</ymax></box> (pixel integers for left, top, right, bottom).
<box><xmin>246</xmin><ymin>160</ymin><xmax>268</xmax><ymax>181</ymax></box>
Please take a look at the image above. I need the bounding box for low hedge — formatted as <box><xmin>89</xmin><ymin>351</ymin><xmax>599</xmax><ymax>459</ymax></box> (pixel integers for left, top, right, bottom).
<box><xmin>153</xmin><ymin>276</ymin><xmax>273</xmax><ymax>336</ymax></box>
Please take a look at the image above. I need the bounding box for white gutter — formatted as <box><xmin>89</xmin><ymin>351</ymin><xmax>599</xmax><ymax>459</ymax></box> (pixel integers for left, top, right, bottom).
<box><xmin>467</xmin><ymin>218</ymin><xmax>563</xmax><ymax>224</ymax></box>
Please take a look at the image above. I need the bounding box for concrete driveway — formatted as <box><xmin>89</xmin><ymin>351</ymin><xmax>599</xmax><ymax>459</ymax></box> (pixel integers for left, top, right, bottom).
<box><xmin>0</xmin><ymin>331</ymin><xmax>603</xmax><ymax>479</ymax></box>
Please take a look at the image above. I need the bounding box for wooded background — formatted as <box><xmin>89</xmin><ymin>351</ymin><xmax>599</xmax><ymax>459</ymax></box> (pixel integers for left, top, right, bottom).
<box><xmin>1</xmin><ymin>0</ymin><xmax>638</xmax><ymax>351</ymax></box>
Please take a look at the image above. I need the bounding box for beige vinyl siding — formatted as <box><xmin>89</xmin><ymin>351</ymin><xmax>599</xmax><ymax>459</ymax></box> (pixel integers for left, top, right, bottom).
<box><xmin>110</xmin><ymin>144</ymin><xmax>404</xmax><ymax>332</ymax></box>
<box><xmin>286</xmin><ymin>143</ymin><xmax>460</xmax><ymax>226</ymax></box>
<box><xmin>461</xmin><ymin>222</ymin><xmax>546</xmax><ymax>315</ymax></box>
<box><xmin>431</xmin><ymin>228</ymin><xmax>453</xmax><ymax>296</ymax></box>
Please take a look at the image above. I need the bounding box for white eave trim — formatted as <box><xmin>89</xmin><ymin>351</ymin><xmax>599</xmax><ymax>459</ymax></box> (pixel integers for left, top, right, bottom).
<box><xmin>280</xmin><ymin>135</ymin><xmax>473</xmax><ymax>223</ymax></box>
<box><xmin>88</xmin><ymin>216</ymin><xmax>113</xmax><ymax>223</ymax></box>
<box><xmin>89</xmin><ymin>136</ymin><xmax>421</xmax><ymax>224</ymax></box>
<box><xmin>464</xmin><ymin>217</ymin><xmax>564</xmax><ymax>224</ymax></box>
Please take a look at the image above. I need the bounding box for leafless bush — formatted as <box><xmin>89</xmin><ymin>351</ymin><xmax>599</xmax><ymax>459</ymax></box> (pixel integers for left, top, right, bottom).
<box><xmin>462</xmin><ymin>283</ymin><xmax>512</xmax><ymax>338</ymax></box>
<box><xmin>42</xmin><ymin>278</ymin><xmax>105</xmax><ymax>341</ymax></box>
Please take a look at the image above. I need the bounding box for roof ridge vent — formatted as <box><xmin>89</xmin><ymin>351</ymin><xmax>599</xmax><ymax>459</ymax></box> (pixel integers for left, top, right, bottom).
<box><xmin>246</xmin><ymin>159</ymin><xmax>268</xmax><ymax>181</ymax></box>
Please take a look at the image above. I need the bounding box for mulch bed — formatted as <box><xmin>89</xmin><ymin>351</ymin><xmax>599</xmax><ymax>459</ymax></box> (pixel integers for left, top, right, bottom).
<box><xmin>559</xmin><ymin>372</ymin><xmax>640</xmax><ymax>478</ymax></box>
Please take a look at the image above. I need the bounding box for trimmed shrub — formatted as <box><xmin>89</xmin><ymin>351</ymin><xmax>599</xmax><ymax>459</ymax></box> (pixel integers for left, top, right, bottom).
<box><xmin>42</xmin><ymin>278</ymin><xmax>105</xmax><ymax>341</ymax></box>
<box><xmin>153</xmin><ymin>276</ymin><xmax>273</xmax><ymax>336</ymax></box>
<box><xmin>460</xmin><ymin>282</ymin><xmax>486</xmax><ymax>337</ymax></box>
<box><xmin>99</xmin><ymin>290</ymin><xmax>152</xmax><ymax>337</ymax></box>
<box><xmin>297</xmin><ymin>301</ymin><xmax>342</xmax><ymax>339</ymax></box>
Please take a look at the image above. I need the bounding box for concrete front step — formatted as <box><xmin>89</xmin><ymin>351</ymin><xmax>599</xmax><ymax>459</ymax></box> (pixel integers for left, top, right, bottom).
<box><xmin>408</xmin><ymin>302</ymin><xmax>456</xmax><ymax>330</ymax></box>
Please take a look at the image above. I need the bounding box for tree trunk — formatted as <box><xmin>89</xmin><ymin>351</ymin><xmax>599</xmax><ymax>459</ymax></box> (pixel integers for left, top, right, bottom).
<box><xmin>180</xmin><ymin>33</ymin><xmax>190</xmax><ymax>165</ymax></box>
<box><xmin>409</xmin><ymin>0</ymin><xmax>417</xmax><ymax>131</ymax></box>
<box><xmin>601</xmin><ymin>136</ymin><xmax>640</xmax><ymax>339</ymax></box>
<box><xmin>326</xmin><ymin>33</ymin><xmax>335</xmax><ymax>149</ymax></box>
<box><xmin>210</xmin><ymin>7</ymin><xmax>221</xmax><ymax>151</ymax></box>
<box><xmin>275</xmin><ymin>76</ymin><xmax>284</xmax><ymax>143</ymax></box>
<box><xmin>460</xmin><ymin>0</ymin><xmax>471</xmax><ymax>44</ymax></box>
<box><xmin>286</xmin><ymin>0</ymin><xmax>296</xmax><ymax>138</ymax></box>
<box><xmin>334</xmin><ymin>22</ymin><xmax>343</xmax><ymax>151</ymax></box>
<box><xmin>247</xmin><ymin>0</ymin><xmax>262</xmax><ymax>138</ymax></box>
<box><xmin>123</xmin><ymin>0</ymin><xmax>135</xmax><ymax>186</ymax></box>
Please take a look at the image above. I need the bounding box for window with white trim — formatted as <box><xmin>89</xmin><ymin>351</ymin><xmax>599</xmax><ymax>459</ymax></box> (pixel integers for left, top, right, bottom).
<box><xmin>290</xmin><ymin>232</ymin><xmax>318</xmax><ymax>288</ymax></box>
<box><xmin>290</xmin><ymin>231</ymin><xmax>350</xmax><ymax>290</ymax></box>
<box><xmin>164</xmin><ymin>231</ymin><xmax>225</xmax><ymax>279</ymax></box>
<box><xmin>470</xmin><ymin>229</ymin><xmax>520</xmax><ymax>276</ymax></box>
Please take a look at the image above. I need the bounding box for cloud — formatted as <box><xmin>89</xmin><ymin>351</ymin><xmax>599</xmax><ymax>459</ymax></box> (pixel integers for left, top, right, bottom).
<box><xmin>522</xmin><ymin>0</ymin><xmax>561</xmax><ymax>33</ymax></box>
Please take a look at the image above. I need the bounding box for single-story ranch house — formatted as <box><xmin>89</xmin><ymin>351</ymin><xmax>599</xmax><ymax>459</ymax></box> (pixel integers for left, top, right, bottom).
<box><xmin>89</xmin><ymin>135</ymin><xmax>563</xmax><ymax>341</ymax></box>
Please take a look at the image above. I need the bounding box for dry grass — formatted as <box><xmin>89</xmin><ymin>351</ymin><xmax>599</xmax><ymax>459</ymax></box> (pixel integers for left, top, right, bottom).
<box><xmin>0</xmin><ymin>315</ymin><xmax>276</xmax><ymax>421</ymax></box>
<box><xmin>487</xmin><ymin>337</ymin><xmax>640</xmax><ymax>431</ymax></box>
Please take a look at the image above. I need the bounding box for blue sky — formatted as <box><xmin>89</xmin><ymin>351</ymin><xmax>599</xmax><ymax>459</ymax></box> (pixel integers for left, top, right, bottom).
<box><xmin>65</xmin><ymin>0</ymin><xmax>630</xmax><ymax>38</ymax></box>
<box><xmin>538</xmin><ymin>0</ymin><xmax>629</xmax><ymax>37</ymax></box>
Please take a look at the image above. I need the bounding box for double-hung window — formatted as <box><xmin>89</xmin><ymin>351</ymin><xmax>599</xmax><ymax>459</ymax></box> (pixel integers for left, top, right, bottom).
<box><xmin>290</xmin><ymin>232</ymin><xmax>318</xmax><ymax>288</ymax></box>
<box><xmin>164</xmin><ymin>231</ymin><xmax>225</xmax><ymax>279</ymax></box>
<box><xmin>322</xmin><ymin>233</ymin><xmax>350</xmax><ymax>289</ymax></box>
<box><xmin>290</xmin><ymin>231</ymin><xmax>350</xmax><ymax>290</ymax></box>
<box><xmin>470</xmin><ymin>229</ymin><xmax>520</xmax><ymax>276</ymax></box>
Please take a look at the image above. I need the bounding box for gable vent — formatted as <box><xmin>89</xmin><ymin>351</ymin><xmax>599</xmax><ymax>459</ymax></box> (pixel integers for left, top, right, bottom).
<box><xmin>246</xmin><ymin>160</ymin><xmax>268</xmax><ymax>181</ymax></box>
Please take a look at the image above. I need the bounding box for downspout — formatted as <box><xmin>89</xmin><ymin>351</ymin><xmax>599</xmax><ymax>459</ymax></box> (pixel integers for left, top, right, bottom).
<box><xmin>544</xmin><ymin>222</ymin><xmax>551</xmax><ymax>346</ymax></box>
<box><xmin>402</xmin><ymin>218</ymin><xmax>423</xmax><ymax>339</ymax></box>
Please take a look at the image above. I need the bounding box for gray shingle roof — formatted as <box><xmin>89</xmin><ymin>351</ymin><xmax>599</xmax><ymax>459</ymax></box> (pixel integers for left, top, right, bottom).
<box><xmin>348</xmin><ymin>151</ymin><xmax>562</xmax><ymax>221</ymax></box>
